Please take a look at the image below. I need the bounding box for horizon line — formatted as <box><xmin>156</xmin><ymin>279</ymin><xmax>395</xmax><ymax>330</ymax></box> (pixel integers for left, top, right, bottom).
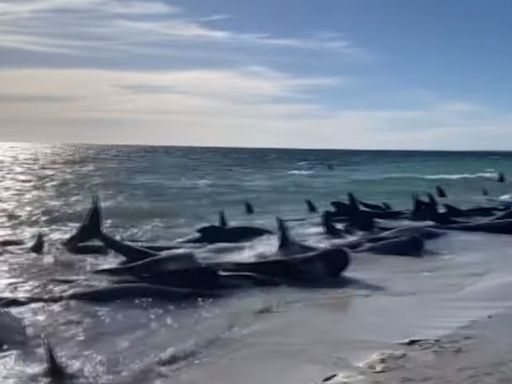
<box><xmin>1</xmin><ymin>140</ymin><xmax>511</xmax><ymax>154</ymax></box>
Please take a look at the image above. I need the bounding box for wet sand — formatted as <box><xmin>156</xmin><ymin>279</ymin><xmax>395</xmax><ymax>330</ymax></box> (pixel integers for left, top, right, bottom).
<box><xmin>322</xmin><ymin>310</ymin><xmax>512</xmax><ymax>384</ymax></box>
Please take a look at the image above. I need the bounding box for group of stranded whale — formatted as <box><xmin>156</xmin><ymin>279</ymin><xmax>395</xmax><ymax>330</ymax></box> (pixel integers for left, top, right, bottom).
<box><xmin>1</xmin><ymin>171</ymin><xmax>511</xmax><ymax>381</ymax></box>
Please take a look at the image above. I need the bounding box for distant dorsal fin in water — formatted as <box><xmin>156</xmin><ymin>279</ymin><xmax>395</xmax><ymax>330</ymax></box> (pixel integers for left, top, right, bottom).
<box><xmin>482</xmin><ymin>187</ymin><xmax>489</xmax><ymax>196</ymax></box>
<box><xmin>30</xmin><ymin>232</ymin><xmax>44</xmax><ymax>255</ymax></box>
<box><xmin>41</xmin><ymin>336</ymin><xmax>68</xmax><ymax>382</ymax></box>
<box><xmin>436</xmin><ymin>185</ymin><xmax>447</xmax><ymax>198</ymax></box>
<box><xmin>244</xmin><ymin>201</ymin><xmax>254</xmax><ymax>215</ymax></box>
<box><xmin>218</xmin><ymin>211</ymin><xmax>228</xmax><ymax>228</ymax></box>
<box><xmin>498</xmin><ymin>172</ymin><xmax>506</xmax><ymax>183</ymax></box>
<box><xmin>276</xmin><ymin>217</ymin><xmax>293</xmax><ymax>250</ymax></box>
<box><xmin>305</xmin><ymin>199</ymin><xmax>318</xmax><ymax>213</ymax></box>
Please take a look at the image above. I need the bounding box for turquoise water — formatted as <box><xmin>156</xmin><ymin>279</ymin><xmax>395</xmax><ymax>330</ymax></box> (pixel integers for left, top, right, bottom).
<box><xmin>1</xmin><ymin>143</ymin><xmax>512</xmax><ymax>384</ymax></box>
<box><xmin>0</xmin><ymin>143</ymin><xmax>510</xmax><ymax>241</ymax></box>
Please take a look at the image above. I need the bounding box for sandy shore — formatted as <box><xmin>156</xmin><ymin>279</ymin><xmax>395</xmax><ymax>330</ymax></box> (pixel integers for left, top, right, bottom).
<box><xmin>322</xmin><ymin>310</ymin><xmax>512</xmax><ymax>384</ymax></box>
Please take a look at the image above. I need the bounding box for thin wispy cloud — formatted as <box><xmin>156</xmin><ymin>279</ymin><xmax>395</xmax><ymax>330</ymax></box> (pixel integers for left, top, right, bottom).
<box><xmin>0</xmin><ymin>0</ymin><xmax>360</xmax><ymax>57</ymax></box>
<box><xmin>1</xmin><ymin>68</ymin><xmax>509</xmax><ymax>150</ymax></box>
<box><xmin>0</xmin><ymin>0</ymin><xmax>508</xmax><ymax>149</ymax></box>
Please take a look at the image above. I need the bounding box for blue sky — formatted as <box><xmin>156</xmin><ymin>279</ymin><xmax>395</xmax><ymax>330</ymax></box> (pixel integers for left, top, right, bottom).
<box><xmin>0</xmin><ymin>0</ymin><xmax>511</xmax><ymax>149</ymax></box>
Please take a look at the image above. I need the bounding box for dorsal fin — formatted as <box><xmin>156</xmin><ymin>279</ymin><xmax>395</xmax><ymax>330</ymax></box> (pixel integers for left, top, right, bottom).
<box><xmin>305</xmin><ymin>199</ymin><xmax>318</xmax><ymax>213</ymax></box>
<box><xmin>30</xmin><ymin>232</ymin><xmax>44</xmax><ymax>254</ymax></box>
<box><xmin>436</xmin><ymin>185</ymin><xmax>447</xmax><ymax>198</ymax></box>
<box><xmin>382</xmin><ymin>202</ymin><xmax>392</xmax><ymax>211</ymax></box>
<box><xmin>498</xmin><ymin>172</ymin><xmax>506</xmax><ymax>183</ymax></box>
<box><xmin>218</xmin><ymin>211</ymin><xmax>228</xmax><ymax>228</ymax></box>
<box><xmin>41</xmin><ymin>336</ymin><xmax>67</xmax><ymax>381</ymax></box>
<box><xmin>427</xmin><ymin>193</ymin><xmax>438</xmax><ymax>211</ymax></box>
<box><xmin>322</xmin><ymin>211</ymin><xmax>341</xmax><ymax>237</ymax></box>
<box><xmin>86</xmin><ymin>195</ymin><xmax>102</xmax><ymax>231</ymax></box>
<box><xmin>244</xmin><ymin>201</ymin><xmax>254</xmax><ymax>215</ymax></box>
<box><xmin>482</xmin><ymin>187</ymin><xmax>489</xmax><ymax>196</ymax></box>
<box><xmin>64</xmin><ymin>195</ymin><xmax>103</xmax><ymax>247</ymax></box>
<box><xmin>276</xmin><ymin>217</ymin><xmax>292</xmax><ymax>250</ymax></box>
<box><xmin>347</xmin><ymin>193</ymin><xmax>359</xmax><ymax>211</ymax></box>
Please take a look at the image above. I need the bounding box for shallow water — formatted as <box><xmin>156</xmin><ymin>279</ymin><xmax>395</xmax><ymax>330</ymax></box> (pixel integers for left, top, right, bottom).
<box><xmin>1</xmin><ymin>143</ymin><xmax>512</xmax><ymax>383</ymax></box>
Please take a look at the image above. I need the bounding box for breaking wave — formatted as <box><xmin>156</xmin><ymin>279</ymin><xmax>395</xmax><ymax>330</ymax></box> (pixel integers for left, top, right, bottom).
<box><xmin>355</xmin><ymin>172</ymin><xmax>498</xmax><ymax>181</ymax></box>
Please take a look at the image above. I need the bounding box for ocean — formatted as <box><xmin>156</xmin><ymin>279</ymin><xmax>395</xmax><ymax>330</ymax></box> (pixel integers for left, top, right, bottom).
<box><xmin>1</xmin><ymin>143</ymin><xmax>512</xmax><ymax>383</ymax></box>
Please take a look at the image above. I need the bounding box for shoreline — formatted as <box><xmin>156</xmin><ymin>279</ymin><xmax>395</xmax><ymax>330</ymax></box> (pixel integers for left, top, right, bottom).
<box><xmin>322</xmin><ymin>310</ymin><xmax>512</xmax><ymax>383</ymax></box>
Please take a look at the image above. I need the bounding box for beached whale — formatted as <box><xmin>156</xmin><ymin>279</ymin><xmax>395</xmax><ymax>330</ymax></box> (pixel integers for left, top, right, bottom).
<box><xmin>373</xmin><ymin>225</ymin><xmax>445</xmax><ymax>241</ymax></box>
<box><xmin>214</xmin><ymin>247</ymin><xmax>350</xmax><ymax>282</ymax></box>
<box><xmin>322</xmin><ymin>211</ymin><xmax>345</xmax><ymax>238</ymax></box>
<box><xmin>182</xmin><ymin>211</ymin><xmax>273</xmax><ymax>244</ymax></box>
<box><xmin>211</xmin><ymin>218</ymin><xmax>350</xmax><ymax>281</ymax></box>
<box><xmin>0</xmin><ymin>284</ymin><xmax>215</xmax><ymax>308</ymax></box>
<box><xmin>439</xmin><ymin>219</ymin><xmax>512</xmax><ymax>235</ymax></box>
<box><xmin>94</xmin><ymin>217</ymin><xmax>349</xmax><ymax>285</ymax></box>
<box><xmin>355</xmin><ymin>235</ymin><xmax>425</xmax><ymax>257</ymax></box>
<box><xmin>443</xmin><ymin>204</ymin><xmax>496</xmax><ymax>218</ymax></box>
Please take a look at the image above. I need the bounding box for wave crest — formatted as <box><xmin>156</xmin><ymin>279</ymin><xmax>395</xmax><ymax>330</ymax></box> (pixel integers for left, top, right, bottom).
<box><xmin>355</xmin><ymin>172</ymin><xmax>498</xmax><ymax>181</ymax></box>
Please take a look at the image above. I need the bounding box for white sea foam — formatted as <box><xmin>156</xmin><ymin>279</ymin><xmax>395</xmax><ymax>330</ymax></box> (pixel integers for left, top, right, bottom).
<box><xmin>287</xmin><ymin>170</ymin><xmax>314</xmax><ymax>175</ymax></box>
<box><xmin>355</xmin><ymin>172</ymin><xmax>497</xmax><ymax>181</ymax></box>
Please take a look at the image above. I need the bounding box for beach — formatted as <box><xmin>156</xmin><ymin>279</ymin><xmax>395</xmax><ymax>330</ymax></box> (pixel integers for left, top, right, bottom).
<box><xmin>1</xmin><ymin>143</ymin><xmax>512</xmax><ymax>383</ymax></box>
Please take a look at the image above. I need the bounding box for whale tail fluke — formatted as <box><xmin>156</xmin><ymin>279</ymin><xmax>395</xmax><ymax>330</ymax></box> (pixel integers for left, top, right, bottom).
<box><xmin>64</xmin><ymin>195</ymin><xmax>103</xmax><ymax>247</ymax></box>
<box><xmin>42</xmin><ymin>336</ymin><xmax>68</xmax><ymax>382</ymax></box>
<box><xmin>30</xmin><ymin>232</ymin><xmax>44</xmax><ymax>255</ymax></box>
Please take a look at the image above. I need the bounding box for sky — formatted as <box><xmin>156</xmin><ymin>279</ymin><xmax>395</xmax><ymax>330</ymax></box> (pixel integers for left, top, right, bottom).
<box><xmin>0</xmin><ymin>0</ymin><xmax>511</xmax><ymax>150</ymax></box>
